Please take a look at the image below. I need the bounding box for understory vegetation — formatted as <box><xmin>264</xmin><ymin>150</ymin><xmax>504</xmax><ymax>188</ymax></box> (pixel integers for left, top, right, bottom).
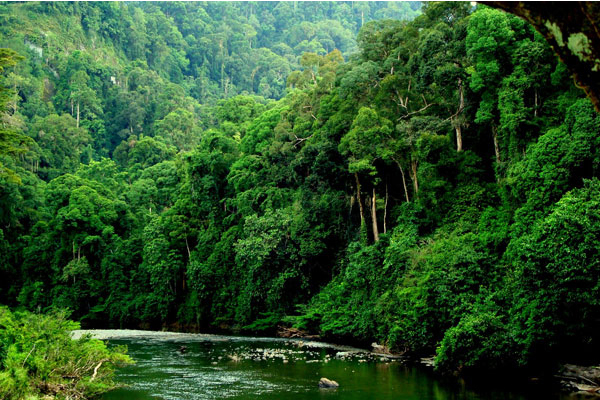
<box><xmin>0</xmin><ymin>307</ymin><xmax>131</xmax><ymax>399</ymax></box>
<box><xmin>1</xmin><ymin>1</ymin><xmax>599</xmax><ymax>381</ymax></box>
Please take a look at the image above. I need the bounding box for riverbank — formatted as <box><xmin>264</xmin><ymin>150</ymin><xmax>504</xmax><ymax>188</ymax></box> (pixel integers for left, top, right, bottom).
<box><xmin>71</xmin><ymin>329</ymin><xmax>397</xmax><ymax>359</ymax></box>
<box><xmin>558</xmin><ymin>364</ymin><xmax>600</xmax><ymax>396</ymax></box>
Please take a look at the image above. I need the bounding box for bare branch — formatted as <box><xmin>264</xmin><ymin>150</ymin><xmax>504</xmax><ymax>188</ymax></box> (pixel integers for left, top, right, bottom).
<box><xmin>397</xmin><ymin>103</ymin><xmax>434</xmax><ymax>120</ymax></box>
<box><xmin>292</xmin><ymin>133</ymin><xmax>314</xmax><ymax>148</ymax></box>
<box><xmin>22</xmin><ymin>344</ymin><xmax>36</xmax><ymax>367</ymax></box>
<box><xmin>302</xmin><ymin>105</ymin><xmax>317</xmax><ymax>120</ymax></box>
<box><xmin>90</xmin><ymin>359</ymin><xmax>108</xmax><ymax>381</ymax></box>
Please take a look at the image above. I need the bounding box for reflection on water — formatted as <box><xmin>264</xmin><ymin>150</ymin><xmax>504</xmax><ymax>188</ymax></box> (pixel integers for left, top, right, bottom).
<box><xmin>101</xmin><ymin>335</ymin><xmax>567</xmax><ymax>400</ymax></box>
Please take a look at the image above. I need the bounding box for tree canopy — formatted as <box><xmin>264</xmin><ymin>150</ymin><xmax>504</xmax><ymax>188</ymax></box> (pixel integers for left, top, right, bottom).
<box><xmin>0</xmin><ymin>1</ymin><xmax>599</xmax><ymax>381</ymax></box>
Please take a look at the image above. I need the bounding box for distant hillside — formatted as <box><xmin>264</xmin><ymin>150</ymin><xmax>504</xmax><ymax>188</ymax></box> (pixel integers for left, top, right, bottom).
<box><xmin>0</xmin><ymin>2</ymin><xmax>421</xmax><ymax>102</ymax></box>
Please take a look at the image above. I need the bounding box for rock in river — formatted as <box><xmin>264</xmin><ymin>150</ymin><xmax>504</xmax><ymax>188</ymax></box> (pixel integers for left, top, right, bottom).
<box><xmin>319</xmin><ymin>377</ymin><xmax>339</xmax><ymax>388</ymax></box>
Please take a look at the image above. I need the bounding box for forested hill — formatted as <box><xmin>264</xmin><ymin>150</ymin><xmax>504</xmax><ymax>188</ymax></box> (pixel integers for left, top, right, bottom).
<box><xmin>0</xmin><ymin>1</ymin><xmax>419</xmax><ymax>160</ymax></box>
<box><xmin>1</xmin><ymin>1</ymin><xmax>600</xmax><ymax>377</ymax></box>
<box><xmin>0</xmin><ymin>1</ymin><xmax>420</xmax><ymax>100</ymax></box>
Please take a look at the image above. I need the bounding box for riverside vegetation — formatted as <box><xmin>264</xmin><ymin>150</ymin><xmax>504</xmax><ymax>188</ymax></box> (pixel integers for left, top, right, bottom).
<box><xmin>1</xmin><ymin>2</ymin><xmax>600</xmax><ymax>398</ymax></box>
<box><xmin>0</xmin><ymin>307</ymin><xmax>132</xmax><ymax>399</ymax></box>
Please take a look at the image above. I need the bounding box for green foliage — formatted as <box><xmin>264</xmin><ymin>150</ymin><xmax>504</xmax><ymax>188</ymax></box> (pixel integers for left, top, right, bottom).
<box><xmin>31</xmin><ymin>116</ymin><xmax>87</xmax><ymax>177</ymax></box>
<box><xmin>0</xmin><ymin>307</ymin><xmax>132</xmax><ymax>400</ymax></box>
<box><xmin>1</xmin><ymin>0</ymin><xmax>599</xmax><ymax>379</ymax></box>
<box><xmin>506</xmin><ymin>179</ymin><xmax>600</xmax><ymax>366</ymax></box>
<box><xmin>302</xmin><ymin>213</ymin><xmax>419</xmax><ymax>345</ymax></box>
<box><xmin>389</xmin><ymin>232</ymin><xmax>496</xmax><ymax>352</ymax></box>
<box><xmin>339</xmin><ymin>107</ymin><xmax>392</xmax><ymax>175</ymax></box>
<box><xmin>242</xmin><ymin>311</ymin><xmax>283</xmax><ymax>333</ymax></box>
<box><xmin>308</xmin><ymin>241</ymin><xmax>386</xmax><ymax>341</ymax></box>
<box><xmin>435</xmin><ymin>310</ymin><xmax>513</xmax><ymax>372</ymax></box>
<box><xmin>507</xmin><ymin>99</ymin><xmax>600</xmax><ymax>221</ymax></box>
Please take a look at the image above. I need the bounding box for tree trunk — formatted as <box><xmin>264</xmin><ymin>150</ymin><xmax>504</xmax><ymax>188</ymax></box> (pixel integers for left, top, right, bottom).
<box><xmin>76</xmin><ymin>100</ymin><xmax>80</xmax><ymax>128</ymax></box>
<box><xmin>455</xmin><ymin>77</ymin><xmax>464</xmax><ymax>152</ymax></box>
<box><xmin>455</xmin><ymin>123</ymin><xmax>463</xmax><ymax>152</ymax></box>
<box><xmin>220</xmin><ymin>40</ymin><xmax>225</xmax><ymax>90</ymax></box>
<box><xmin>13</xmin><ymin>82</ymin><xmax>18</xmax><ymax>114</ymax></box>
<box><xmin>185</xmin><ymin>237</ymin><xmax>191</xmax><ymax>260</ymax></box>
<box><xmin>534</xmin><ymin>88</ymin><xmax>538</xmax><ymax>117</ymax></box>
<box><xmin>492</xmin><ymin>125</ymin><xmax>501</xmax><ymax>164</ymax></box>
<box><xmin>410</xmin><ymin>158</ymin><xmax>419</xmax><ymax>196</ymax></box>
<box><xmin>250</xmin><ymin>67</ymin><xmax>259</xmax><ymax>88</ymax></box>
<box><xmin>394</xmin><ymin>159</ymin><xmax>410</xmax><ymax>203</ymax></box>
<box><xmin>383</xmin><ymin>182</ymin><xmax>388</xmax><ymax>234</ymax></box>
<box><xmin>354</xmin><ymin>173</ymin><xmax>365</xmax><ymax>228</ymax></box>
<box><xmin>371</xmin><ymin>187</ymin><xmax>379</xmax><ymax>242</ymax></box>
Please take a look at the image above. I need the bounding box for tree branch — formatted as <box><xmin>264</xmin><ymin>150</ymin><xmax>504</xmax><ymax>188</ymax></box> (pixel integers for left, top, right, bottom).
<box><xmin>292</xmin><ymin>133</ymin><xmax>314</xmax><ymax>147</ymax></box>
<box><xmin>397</xmin><ymin>102</ymin><xmax>434</xmax><ymax>120</ymax></box>
<box><xmin>90</xmin><ymin>359</ymin><xmax>108</xmax><ymax>381</ymax></box>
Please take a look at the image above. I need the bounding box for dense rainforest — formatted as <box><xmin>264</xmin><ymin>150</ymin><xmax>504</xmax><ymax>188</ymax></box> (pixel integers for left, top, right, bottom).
<box><xmin>1</xmin><ymin>0</ymin><xmax>600</xmax><ymax>389</ymax></box>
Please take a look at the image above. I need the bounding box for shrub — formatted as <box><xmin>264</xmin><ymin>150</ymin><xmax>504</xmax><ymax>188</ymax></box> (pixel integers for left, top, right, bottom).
<box><xmin>435</xmin><ymin>310</ymin><xmax>514</xmax><ymax>372</ymax></box>
<box><xmin>0</xmin><ymin>307</ymin><xmax>132</xmax><ymax>400</ymax></box>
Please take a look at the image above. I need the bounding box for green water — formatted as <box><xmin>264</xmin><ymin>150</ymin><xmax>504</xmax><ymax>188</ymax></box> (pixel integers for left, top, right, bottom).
<box><xmin>101</xmin><ymin>335</ymin><xmax>568</xmax><ymax>400</ymax></box>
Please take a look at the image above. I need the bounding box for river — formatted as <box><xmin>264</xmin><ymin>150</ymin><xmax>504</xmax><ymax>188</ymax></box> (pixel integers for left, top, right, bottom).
<box><xmin>71</xmin><ymin>330</ymin><xmax>574</xmax><ymax>400</ymax></box>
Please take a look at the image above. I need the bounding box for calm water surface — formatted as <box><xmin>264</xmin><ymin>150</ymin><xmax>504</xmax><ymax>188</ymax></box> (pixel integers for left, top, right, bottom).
<box><xmin>100</xmin><ymin>334</ymin><xmax>572</xmax><ymax>400</ymax></box>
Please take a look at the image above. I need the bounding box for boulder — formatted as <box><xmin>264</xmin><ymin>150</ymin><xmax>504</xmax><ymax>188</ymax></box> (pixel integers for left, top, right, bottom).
<box><xmin>564</xmin><ymin>364</ymin><xmax>600</xmax><ymax>385</ymax></box>
<box><xmin>319</xmin><ymin>377</ymin><xmax>339</xmax><ymax>388</ymax></box>
<box><xmin>371</xmin><ymin>342</ymin><xmax>391</xmax><ymax>354</ymax></box>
